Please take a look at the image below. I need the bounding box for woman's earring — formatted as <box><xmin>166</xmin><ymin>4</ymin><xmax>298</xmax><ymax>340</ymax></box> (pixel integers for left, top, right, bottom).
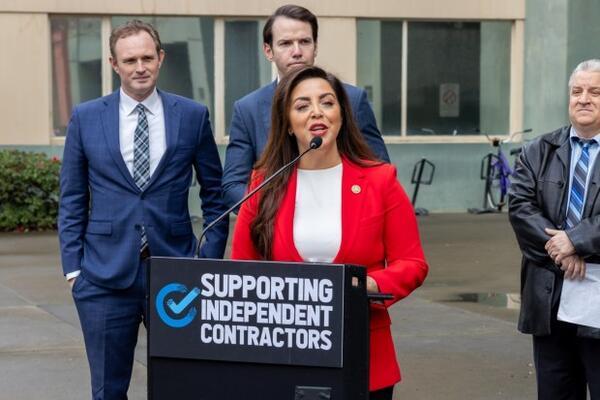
<box><xmin>288</xmin><ymin>130</ymin><xmax>294</xmax><ymax>136</ymax></box>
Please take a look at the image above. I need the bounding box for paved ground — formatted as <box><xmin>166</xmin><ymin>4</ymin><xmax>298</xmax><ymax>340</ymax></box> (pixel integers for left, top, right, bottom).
<box><xmin>0</xmin><ymin>213</ymin><xmax>537</xmax><ymax>399</ymax></box>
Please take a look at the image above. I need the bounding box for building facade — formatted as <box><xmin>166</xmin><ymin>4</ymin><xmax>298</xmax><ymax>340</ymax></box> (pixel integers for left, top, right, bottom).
<box><xmin>2</xmin><ymin>0</ymin><xmax>594</xmax><ymax>211</ymax></box>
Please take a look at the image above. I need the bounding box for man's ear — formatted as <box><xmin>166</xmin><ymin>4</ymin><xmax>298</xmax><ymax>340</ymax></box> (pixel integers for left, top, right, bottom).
<box><xmin>263</xmin><ymin>43</ymin><xmax>273</xmax><ymax>61</ymax></box>
<box><xmin>109</xmin><ymin>56</ymin><xmax>119</xmax><ymax>74</ymax></box>
<box><xmin>313</xmin><ymin>42</ymin><xmax>318</xmax><ymax>59</ymax></box>
<box><xmin>157</xmin><ymin>49</ymin><xmax>166</xmax><ymax>68</ymax></box>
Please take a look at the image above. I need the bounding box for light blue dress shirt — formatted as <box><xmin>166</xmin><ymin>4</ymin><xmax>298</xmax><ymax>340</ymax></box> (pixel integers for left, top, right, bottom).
<box><xmin>565</xmin><ymin>127</ymin><xmax>600</xmax><ymax>221</ymax></box>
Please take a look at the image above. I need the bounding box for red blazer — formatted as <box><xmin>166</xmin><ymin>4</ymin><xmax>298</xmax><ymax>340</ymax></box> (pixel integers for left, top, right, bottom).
<box><xmin>231</xmin><ymin>158</ymin><xmax>428</xmax><ymax>391</ymax></box>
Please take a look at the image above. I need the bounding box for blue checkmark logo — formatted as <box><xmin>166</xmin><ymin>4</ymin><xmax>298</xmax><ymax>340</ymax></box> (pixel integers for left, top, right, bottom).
<box><xmin>156</xmin><ymin>283</ymin><xmax>200</xmax><ymax>328</ymax></box>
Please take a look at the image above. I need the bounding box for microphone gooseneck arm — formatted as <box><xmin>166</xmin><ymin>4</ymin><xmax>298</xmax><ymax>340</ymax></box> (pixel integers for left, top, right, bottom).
<box><xmin>194</xmin><ymin>136</ymin><xmax>323</xmax><ymax>258</ymax></box>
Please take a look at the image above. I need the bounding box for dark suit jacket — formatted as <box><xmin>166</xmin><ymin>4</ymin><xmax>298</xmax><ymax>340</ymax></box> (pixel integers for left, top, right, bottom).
<box><xmin>231</xmin><ymin>158</ymin><xmax>428</xmax><ymax>390</ymax></box>
<box><xmin>222</xmin><ymin>81</ymin><xmax>390</xmax><ymax>209</ymax></box>
<box><xmin>509</xmin><ymin>126</ymin><xmax>600</xmax><ymax>338</ymax></box>
<box><xmin>59</xmin><ymin>89</ymin><xmax>229</xmax><ymax>289</ymax></box>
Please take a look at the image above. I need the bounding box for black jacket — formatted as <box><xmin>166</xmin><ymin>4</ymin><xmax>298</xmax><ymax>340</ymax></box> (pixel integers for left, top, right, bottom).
<box><xmin>509</xmin><ymin>125</ymin><xmax>600</xmax><ymax>338</ymax></box>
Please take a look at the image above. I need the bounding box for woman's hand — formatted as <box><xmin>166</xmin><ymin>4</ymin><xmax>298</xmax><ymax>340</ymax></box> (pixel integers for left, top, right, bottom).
<box><xmin>366</xmin><ymin>276</ymin><xmax>380</xmax><ymax>293</ymax></box>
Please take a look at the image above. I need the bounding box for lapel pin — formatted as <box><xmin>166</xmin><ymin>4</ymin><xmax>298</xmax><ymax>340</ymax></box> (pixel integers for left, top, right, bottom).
<box><xmin>351</xmin><ymin>184</ymin><xmax>361</xmax><ymax>194</ymax></box>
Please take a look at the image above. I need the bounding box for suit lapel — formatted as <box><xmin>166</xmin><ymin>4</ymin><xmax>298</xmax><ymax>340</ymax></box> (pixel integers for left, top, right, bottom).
<box><xmin>145</xmin><ymin>90</ymin><xmax>180</xmax><ymax>189</ymax></box>
<box><xmin>258</xmin><ymin>81</ymin><xmax>277</xmax><ymax>156</ymax></box>
<box><xmin>333</xmin><ymin>159</ymin><xmax>366</xmax><ymax>264</ymax></box>
<box><xmin>555</xmin><ymin>136</ymin><xmax>571</xmax><ymax>172</ymax></box>
<box><xmin>585</xmin><ymin>144</ymin><xmax>600</xmax><ymax>217</ymax></box>
<box><xmin>100</xmin><ymin>91</ymin><xmax>139</xmax><ymax>191</ymax></box>
<box><xmin>550</xmin><ymin>129</ymin><xmax>571</xmax><ymax>224</ymax></box>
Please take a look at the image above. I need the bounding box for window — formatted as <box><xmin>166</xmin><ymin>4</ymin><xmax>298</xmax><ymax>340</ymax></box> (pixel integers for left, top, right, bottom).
<box><xmin>50</xmin><ymin>16</ymin><xmax>102</xmax><ymax>136</ymax></box>
<box><xmin>50</xmin><ymin>16</ymin><xmax>270</xmax><ymax>142</ymax></box>
<box><xmin>224</xmin><ymin>20</ymin><xmax>272</xmax><ymax>135</ymax></box>
<box><xmin>357</xmin><ymin>20</ymin><xmax>512</xmax><ymax>137</ymax></box>
<box><xmin>357</xmin><ymin>20</ymin><xmax>403</xmax><ymax>136</ymax></box>
<box><xmin>111</xmin><ymin>16</ymin><xmax>215</xmax><ymax>118</ymax></box>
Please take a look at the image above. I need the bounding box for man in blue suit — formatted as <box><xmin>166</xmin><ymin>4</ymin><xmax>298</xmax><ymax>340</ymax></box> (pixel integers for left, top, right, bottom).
<box><xmin>58</xmin><ymin>20</ymin><xmax>228</xmax><ymax>399</ymax></box>
<box><xmin>222</xmin><ymin>4</ymin><xmax>390</xmax><ymax>208</ymax></box>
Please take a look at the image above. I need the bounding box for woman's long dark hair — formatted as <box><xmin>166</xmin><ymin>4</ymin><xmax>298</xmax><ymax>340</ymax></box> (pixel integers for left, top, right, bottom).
<box><xmin>250</xmin><ymin>66</ymin><xmax>380</xmax><ymax>259</ymax></box>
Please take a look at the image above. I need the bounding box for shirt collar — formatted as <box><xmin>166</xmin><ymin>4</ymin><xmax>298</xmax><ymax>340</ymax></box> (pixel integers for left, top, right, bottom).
<box><xmin>569</xmin><ymin>126</ymin><xmax>600</xmax><ymax>145</ymax></box>
<box><xmin>119</xmin><ymin>87</ymin><xmax>160</xmax><ymax>116</ymax></box>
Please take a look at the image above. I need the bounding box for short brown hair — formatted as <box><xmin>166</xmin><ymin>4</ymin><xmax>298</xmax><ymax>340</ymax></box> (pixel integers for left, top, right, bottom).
<box><xmin>263</xmin><ymin>4</ymin><xmax>318</xmax><ymax>47</ymax></box>
<box><xmin>109</xmin><ymin>19</ymin><xmax>162</xmax><ymax>58</ymax></box>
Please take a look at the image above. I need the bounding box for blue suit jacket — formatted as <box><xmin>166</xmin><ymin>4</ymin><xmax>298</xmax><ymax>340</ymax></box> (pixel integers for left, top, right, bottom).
<box><xmin>222</xmin><ymin>81</ymin><xmax>390</xmax><ymax>208</ymax></box>
<box><xmin>59</xmin><ymin>90</ymin><xmax>228</xmax><ymax>289</ymax></box>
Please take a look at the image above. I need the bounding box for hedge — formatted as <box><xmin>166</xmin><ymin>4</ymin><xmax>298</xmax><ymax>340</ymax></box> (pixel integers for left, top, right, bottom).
<box><xmin>0</xmin><ymin>150</ymin><xmax>61</xmax><ymax>231</ymax></box>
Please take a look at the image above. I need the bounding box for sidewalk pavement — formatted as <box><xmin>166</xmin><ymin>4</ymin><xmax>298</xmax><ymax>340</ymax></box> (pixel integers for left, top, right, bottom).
<box><xmin>0</xmin><ymin>213</ymin><xmax>536</xmax><ymax>399</ymax></box>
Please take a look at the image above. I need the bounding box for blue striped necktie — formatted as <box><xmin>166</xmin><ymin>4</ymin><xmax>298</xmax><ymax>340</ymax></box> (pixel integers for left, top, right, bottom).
<box><xmin>565</xmin><ymin>139</ymin><xmax>596</xmax><ymax>228</ymax></box>
<box><xmin>133</xmin><ymin>103</ymin><xmax>150</xmax><ymax>251</ymax></box>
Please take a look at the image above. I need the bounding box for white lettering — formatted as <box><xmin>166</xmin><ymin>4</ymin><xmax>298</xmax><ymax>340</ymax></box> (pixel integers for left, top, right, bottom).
<box><xmin>201</xmin><ymin>274</ymin><xmax>214</xmax><ymax>296</ymax></box>
<box><xmin>320</xmin><ymin>330</ymin><xmax>332</xmax><ymax>350</ymax></box>
<box><xmin>320</xmin><ymin>279</ymin><xmax>333</xmax><ymax>303</ymax></box>
<box><xmin>200</xmin><ymin>323</ymin><xmax>212</xmax><ymax>343</ymax></box>
<box><xmin>242</xmin><ymin>275</ymin><xmax>256</xmax><ymax>298</ymax></box>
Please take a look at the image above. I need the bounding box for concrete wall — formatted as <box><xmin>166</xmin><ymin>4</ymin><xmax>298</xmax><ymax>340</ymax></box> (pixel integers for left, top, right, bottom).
<box><xmin>523</xmin><ymin>0</ymin><xmax>569</xmax><ymax>138</ymax></box>
<box><xmin>0</xmin><ymin>0</ymin><xmax>524</xmax><ymax>19</ymax></box>
<box><xmin>0</xmin><ymin>14</ymin><xmax>51</xmax><ymax>145</ymax></box>
<box><xmin>523</xmin><ymin>0</ymin><xmax>600</xmax><ymax>139</ymax></box>
<box><xmin>314</xmin><ymin>18</ymin><xmax>356</xmax><ymax>84</ymax></box>
<box><xmin>567</xmin><ymin>0</ymin><xmax>600</xmax><ymax>79</ymax></box>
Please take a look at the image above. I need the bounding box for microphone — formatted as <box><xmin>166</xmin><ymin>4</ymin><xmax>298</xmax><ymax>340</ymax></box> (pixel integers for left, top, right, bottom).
<box><xmin>309</xmin><ymin>136</ymin><xmax>322</xmax><ymax>149</ymax></box>
<box><xmin>194</xmin><ymin>136</ymin><xmax>323</xmax><ymax>257</ymax></box>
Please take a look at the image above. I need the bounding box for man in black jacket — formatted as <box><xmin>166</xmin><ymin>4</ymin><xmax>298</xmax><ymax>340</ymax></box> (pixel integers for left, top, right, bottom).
<box><xmin>509</xmin><ymin>59</ymin><xmax>600</xmax><ymax>400</ymax></box>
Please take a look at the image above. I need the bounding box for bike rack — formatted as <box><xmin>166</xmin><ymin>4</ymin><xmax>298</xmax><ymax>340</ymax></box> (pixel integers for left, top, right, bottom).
<box><xmin>411</xmin><ymin>158</ymin><xmax>435</xmax><ymax>216</ymax></box>
<box><xmin>467</xmin><ymin>153</ymin><xmax>501</xmax><ymax>214</ymax></box>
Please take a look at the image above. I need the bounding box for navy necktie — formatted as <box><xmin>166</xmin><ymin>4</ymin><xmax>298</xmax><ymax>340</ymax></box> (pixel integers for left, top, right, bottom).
<box><xmin>133</xmin><ymin>103</ymin><xmax>150</xmax><ymax>251</ymax></box>
<box><xmin>565</xmin><ymin>139</ymin><xmax>595</xmax><ymax>228</ymax></box>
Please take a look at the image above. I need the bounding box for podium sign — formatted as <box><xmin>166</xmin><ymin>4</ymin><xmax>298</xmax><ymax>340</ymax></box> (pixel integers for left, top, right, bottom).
<box><xmin>148</xmin><ymin>258</ymin><xmax>368</xmax><ymax>400</ymax></box>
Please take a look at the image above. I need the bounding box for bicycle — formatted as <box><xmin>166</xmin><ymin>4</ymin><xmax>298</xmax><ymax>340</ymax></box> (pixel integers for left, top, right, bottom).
<box><xmin>468</xmin><ymin>129</ymin><xmax>531</xmax><ymax>214</ymax></box>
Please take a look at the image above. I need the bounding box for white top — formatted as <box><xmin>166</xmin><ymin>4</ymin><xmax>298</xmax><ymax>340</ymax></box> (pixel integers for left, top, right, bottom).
<box><xmin>119</xmin><ymin>87</ymin><xmax>166</xmax><ymax>177</ymax></box>
<box><xmin>293</xmin><ymin>163</ymin><xmax>342</xmax><ymax>263</ymax></box>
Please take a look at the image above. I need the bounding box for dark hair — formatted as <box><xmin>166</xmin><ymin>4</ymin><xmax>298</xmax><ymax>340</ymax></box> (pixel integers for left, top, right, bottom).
<box><xmin>109</xmin><ymin>19</ymin><xmax>162</xmax><ymax>58</ymax></box>
<box><xmin>263</xmin><ymin>4</ymin><xmax>318</xmax><ymax>46</ymax></box>
<box><xmin>250</xmin><ymin>66</ymin><xmax>378</xmax><ymax>259</ymax></box>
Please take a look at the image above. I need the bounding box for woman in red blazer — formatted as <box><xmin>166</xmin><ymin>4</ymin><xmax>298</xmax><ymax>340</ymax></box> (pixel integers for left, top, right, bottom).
<box><xmin>231</xmin><ymin>66</ymin><xmax>428</xmax><ymax>399</ymax></box>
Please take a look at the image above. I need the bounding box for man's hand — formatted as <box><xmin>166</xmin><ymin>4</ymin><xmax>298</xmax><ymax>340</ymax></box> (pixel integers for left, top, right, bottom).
<box><xmin>68</xmin><ymin>277</ymin><xmax>76</xmax><ymax>289</ymax></box>
<box><xmin>545</xmin><ymin>228</ymin><xmax>576</xmax><ymax>264</ymax></box>
<box><xmin>559</xmin><ymin>255</ymin><xmax>586</xmax><ymax>280</ymax></box>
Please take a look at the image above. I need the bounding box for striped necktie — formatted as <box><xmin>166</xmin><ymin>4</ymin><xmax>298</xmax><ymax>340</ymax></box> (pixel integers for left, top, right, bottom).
<box><xmin>133</xmin><ymin>103</ymin><xmax>150</xmax><ymax>251</ymax></box>
<box><xmin>565</xmin><ymin>139</ymin><xmax>595</xmax><ymax>228</ymax></box>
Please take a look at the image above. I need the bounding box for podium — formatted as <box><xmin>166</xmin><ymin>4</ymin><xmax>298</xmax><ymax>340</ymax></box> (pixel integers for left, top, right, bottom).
<box><xmin>147</xmin><ymin>257</ymin><xmax>369</xmax><ymax>400</ymax></box>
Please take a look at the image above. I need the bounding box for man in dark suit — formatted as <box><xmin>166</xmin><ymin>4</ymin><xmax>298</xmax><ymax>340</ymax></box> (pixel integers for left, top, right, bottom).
<box><xmin>509</xmin><ymin>59</ymin><xmax>600</xmax><ymax>400</ymax></box>
<box><xmin>222</xmin><ymin>4</ymin><xmax>390</xmax><ymax>208</ymax></box>
<box><xmin>58</xmin><ymin>20</ymin><xmax>228</xmax><ymax>399</ymax></box>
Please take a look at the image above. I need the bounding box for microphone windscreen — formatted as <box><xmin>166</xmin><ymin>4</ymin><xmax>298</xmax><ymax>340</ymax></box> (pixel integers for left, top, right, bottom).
<box><xmin>309</xmin><ymin>136</ymin><xmax>323</xmax><ymax>149</ymax></box>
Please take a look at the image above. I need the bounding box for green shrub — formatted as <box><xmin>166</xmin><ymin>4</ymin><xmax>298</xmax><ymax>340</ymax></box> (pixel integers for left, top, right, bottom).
<box><xmin>0</xmin><ymin>150</ymin><xmax>61</xmax><ymax>231</ymax></box>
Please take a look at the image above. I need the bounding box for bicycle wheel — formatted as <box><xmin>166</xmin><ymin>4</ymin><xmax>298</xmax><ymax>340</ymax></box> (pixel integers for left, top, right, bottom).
<box><xmin>485</xmin><ymin>157</ymin><xmax>508</xmax><ymax>211</ymax></box>
<box><xmin>486</xmin><ymin>175</ymin><xmax>505</xmax><ymax>210</ymax></box>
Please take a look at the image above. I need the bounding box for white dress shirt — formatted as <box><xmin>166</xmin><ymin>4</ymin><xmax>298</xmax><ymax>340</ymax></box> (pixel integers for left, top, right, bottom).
<box><xmin>119</xmin><ymin>87</ymin><xmax>166</xmax><ymax>177</ymax></box>
<box><xmin>66</xmin><ymin>88</ymin><xmax>167</xmax><ymax>281</ymax></box>
<box><xmin>293</xmin><ymin>163</ymin><xmax>342</xmax><ymax>263</ymax></box>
